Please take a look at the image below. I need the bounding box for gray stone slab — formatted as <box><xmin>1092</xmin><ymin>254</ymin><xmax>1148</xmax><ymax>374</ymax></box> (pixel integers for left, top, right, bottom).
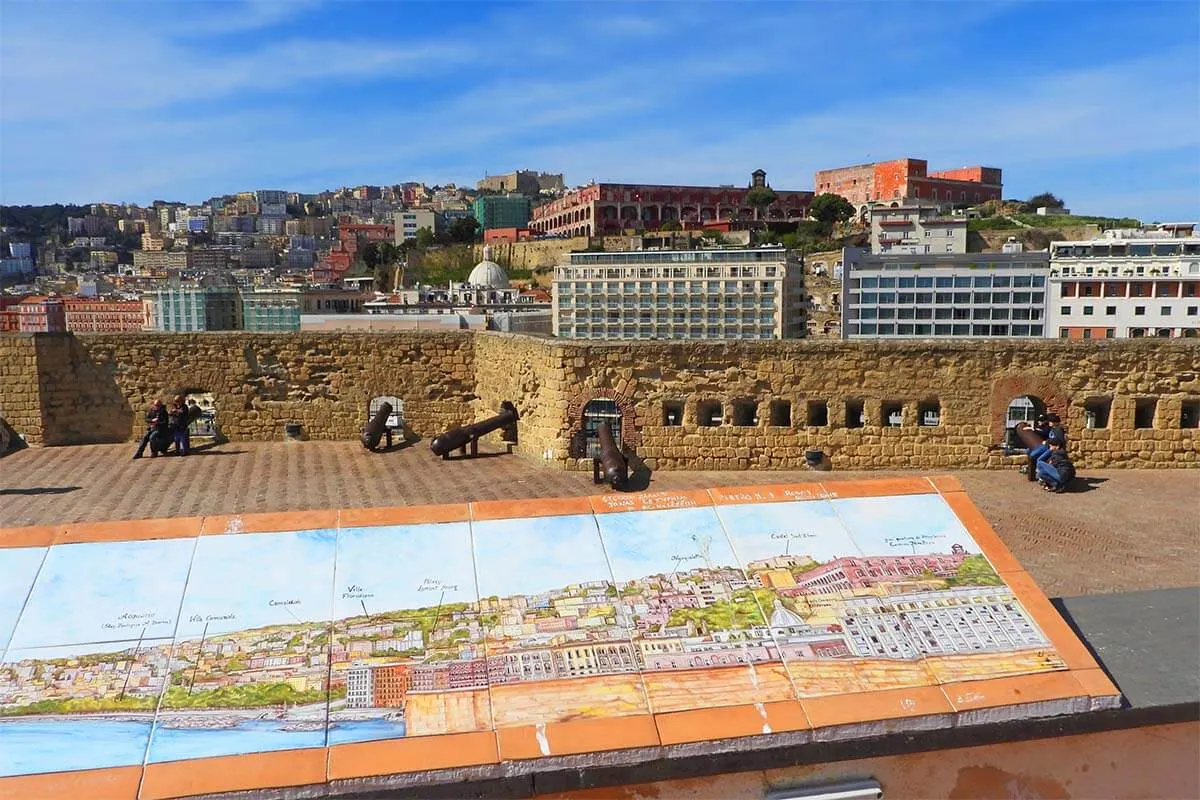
<box><xmin>1054</xmin><ymin>587</ymin><xmax>1200</xmax><ymax>711</ymax></box>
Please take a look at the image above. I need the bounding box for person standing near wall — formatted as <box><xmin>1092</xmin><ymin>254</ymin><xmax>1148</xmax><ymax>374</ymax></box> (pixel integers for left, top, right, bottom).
<box><xmin>169</xmin><ymin>395</ymin><xmax>190</xmax><ymax>456</ymax></box>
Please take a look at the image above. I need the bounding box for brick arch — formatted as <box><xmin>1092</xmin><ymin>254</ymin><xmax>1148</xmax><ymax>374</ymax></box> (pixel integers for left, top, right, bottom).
<box><xmin>988</xmin><ymin>373</ymin><xmax>1070</xmax><ymax>443</ymax></box>
<box><xmin>566</xmin><ymin>388</ymin><xmax>642</xmax><ymax>456</ymax></box>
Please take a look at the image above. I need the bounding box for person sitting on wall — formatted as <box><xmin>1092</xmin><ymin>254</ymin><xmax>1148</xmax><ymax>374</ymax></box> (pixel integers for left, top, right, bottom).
<box><xmin>1036</xmin><ymin>441</ymin><xmax>1076</xmax><ymax>493</ymax></box>
<box><xmin>133</xmin><ymin>399</ymin><xmax>168</xmax><ymax>460</ymax></box>
<box><xmin>1025</xmin><ymin>413</ymin><xmax>1067</xmax><ymax>482</ymax></box>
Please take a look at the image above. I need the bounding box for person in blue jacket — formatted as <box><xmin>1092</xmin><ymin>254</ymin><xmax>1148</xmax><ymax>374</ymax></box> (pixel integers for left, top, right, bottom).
<box><xmin>1027</xmin><ymin>413</ymin><xmax>1067</xmax><ymax>482</ymax></box>
<box><xmin>1036</xmin><ymin>441</ymin><xmax>1076</xmax><ymax>493</ymax></box>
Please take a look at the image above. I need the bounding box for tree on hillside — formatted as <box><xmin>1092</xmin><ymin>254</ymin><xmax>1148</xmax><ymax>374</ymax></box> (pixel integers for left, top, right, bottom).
<box><xmin>745</xmin><ymin>187</ymin><xmax>778</xmax><ymax>221</ymax></box>
<box><xmin>808</xmin><ymin>193</ymin><xmax>855</xmax><ymax>233</ymax></box>
<box><xmin>660</xmin><ymin>220</ymin><xmax>682</xmax><ymax>232</ymax></box>
<box><xmin>413</xmin><ymin>227</ymin><xmax>436</xmax><ymax>249</ymax></box>
<box><xmin>1021</xmin><ymin>192</ymin><xmax>1065</xmax><ymax>213</ymax></box>
<box><xmin>440</xmin><ymin>216</ymin><xmax>480</xmax><ymax>245</ymax></box>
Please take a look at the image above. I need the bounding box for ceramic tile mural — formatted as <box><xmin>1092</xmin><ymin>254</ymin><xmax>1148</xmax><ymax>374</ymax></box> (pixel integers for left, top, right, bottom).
<box><xmin>0</xmin><ymin>479</ymin><xmax>1117</xmax><ymax>797</ymax></box>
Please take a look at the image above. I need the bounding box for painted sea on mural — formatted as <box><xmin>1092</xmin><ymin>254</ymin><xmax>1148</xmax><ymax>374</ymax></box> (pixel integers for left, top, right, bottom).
<box><xmin>0</xmin><ymin>489</ymin><xmax>1073</xmax><ymax>778</ymax></box>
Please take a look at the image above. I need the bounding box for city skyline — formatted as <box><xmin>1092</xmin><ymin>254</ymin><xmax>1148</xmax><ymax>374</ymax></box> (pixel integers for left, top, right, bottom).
<box><xmin>1</xmin><ymin>1</ymin><xmax>1197</xmax><ymax>220</ymax></box>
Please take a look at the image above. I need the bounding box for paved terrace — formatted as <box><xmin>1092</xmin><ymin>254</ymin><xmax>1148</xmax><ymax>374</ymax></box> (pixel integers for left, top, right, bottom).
<box><xmin>2</xmin><ymin>442</ymin><xmax>1197</xmax><ymax>599</ymax></box>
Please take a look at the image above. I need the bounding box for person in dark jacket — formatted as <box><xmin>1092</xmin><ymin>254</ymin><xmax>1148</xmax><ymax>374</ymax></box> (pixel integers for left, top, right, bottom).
<box><xmin>169</xmin><ymin>395</ymin><xmax>190</xmax><ymax>456</ymax></box>
<box><xmin>133</xmin><ymin>399</ymin><xmax>168</xmax><ymax>459</ymax></box>
<box><xmin>1026</xmin><ymin>413</ymin><xmax>1067</xmax><ymax>481</ymax></box>
<box><xmin>149</xmin><ymin>402</ymin><xmax>172</xmax><ymax>456</ymax></box>
<box><xmin>1036</xmin><ymin>441</ymin><xmax>1076</xmax><ymax>492</ymax></box>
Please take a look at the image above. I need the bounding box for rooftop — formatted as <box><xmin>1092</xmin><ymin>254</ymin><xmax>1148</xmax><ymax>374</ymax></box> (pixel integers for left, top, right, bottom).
<box><xmin>3</xmin><ymin>442</ymin><xmax>1196</xmax><ymax>599</ymax></box>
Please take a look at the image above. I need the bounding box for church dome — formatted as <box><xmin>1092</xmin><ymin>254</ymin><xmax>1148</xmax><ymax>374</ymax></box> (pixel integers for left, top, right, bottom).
<box><xmin>769</xmin><ymin>599</ymin><xmax>804</xmax><ymax>628</ymax></box>
<box><xmin>467</xmin><ymin>245</ymin><xmax>510</xmax><ymax>288</ymax></box>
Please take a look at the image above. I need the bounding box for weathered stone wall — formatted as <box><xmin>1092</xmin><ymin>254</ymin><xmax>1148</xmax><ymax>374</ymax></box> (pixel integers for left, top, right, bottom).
<box><xmin>24</xmin><ymin>332</ymin><xmax>475</xmax><ymax>445</ymax></box>
<box><xmin>0</xmin><ymin>335</ymin><xmax>43</xmax><ymax>446</ymax></box>
<box><xmin>2</xmin><ymin>331</ymin><xmax>1197</xmax><ymax>470</ymax></box>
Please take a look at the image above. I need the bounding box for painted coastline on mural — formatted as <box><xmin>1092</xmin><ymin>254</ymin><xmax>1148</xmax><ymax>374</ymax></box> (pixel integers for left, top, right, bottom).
<box><xmin>0</xmin><ymin>493</ymin><xmax>1066</xmax><ymax>777</ymax></box>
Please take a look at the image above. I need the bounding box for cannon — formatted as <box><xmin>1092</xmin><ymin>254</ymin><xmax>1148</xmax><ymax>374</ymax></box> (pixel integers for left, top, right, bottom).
<box><xmin>430</xmin><ymin>401</ymin><xmax>518</xmax><ymax>459</ymax></box>
<box><xmin>592</xmin><ymin>422</ymin><xmax>629</xmax><ymax>490</ymax></box>
<box><xmin>1012</xmin><ymin>421</ymin><xmax>1046</xmax><ymax>451</ymax></box>
<box><xmin>360</xmin><ymin>401</ymin><xmax>394</xmax><ymax>451</ymax></box>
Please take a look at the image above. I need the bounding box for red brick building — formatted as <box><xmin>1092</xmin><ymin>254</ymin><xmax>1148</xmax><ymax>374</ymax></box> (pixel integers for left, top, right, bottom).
<box><xmin>62</xmin><ymin>298</ymin><xmax>144</xmax><ymax>332</ymax></box>
<box><xmin>814</xmin><ymin>158</ymin><xmax>1002</xmax><ymax>215</ymax></box>
<box><xmin>315</xmin><ymin>221</ymin><xmax>396</xmax><ymax>283</ymax></box>
<box><xmin>530</xmin><ymin>170</ymin><xmax>812</xmax><ymax>238</ymax></box>
<box><xmin>371</xmin><ymin>664</ymin><xmax>410</xmax><ymax>708</ymax></box>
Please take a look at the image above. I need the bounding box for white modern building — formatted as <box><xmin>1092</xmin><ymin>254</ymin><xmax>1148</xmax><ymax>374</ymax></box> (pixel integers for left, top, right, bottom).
<box><xmin>393</xmin><ymin>209</ymin><xmax>438</xmax><ymax>243</ymax></box>
<box><xmin>345</xmin><ymin>664</ymin><xmax>374</xmax><ymax>709</ymax></box>
<box><xmin>840</xmin><ymin>249</ymin><xmax>1050</xmax><ymax>338</ymax></box>
<box><xmin>1046</xmin><ymin>229</ymin><xmax>1200</xmax><ymax>339</ymax></box>
<box><xmin>869</xmin><ymin>204</ymin><xmax>967</xmax><ymax>255</ymax></box>
<box><xmin>552</xmin><ymin>247</ymin><xmax>804</xmax><ymax>340</ymax></box>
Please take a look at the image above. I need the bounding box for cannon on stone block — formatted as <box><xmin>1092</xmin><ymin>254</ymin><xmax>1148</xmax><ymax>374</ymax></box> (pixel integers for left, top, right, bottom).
<box><xmin>361</xmin><ymin>401</ymin><xmax>394</xmax><ymax>452</ymax></box>
<box><xmin>430</xmin><ymin>401</ymin><xmax>518</xmax><ymax>459</ymax></box>
<box><xmin>592</xmin><ymin>422</ymin><xmax>629</xmax><ymax>491</ymax></box>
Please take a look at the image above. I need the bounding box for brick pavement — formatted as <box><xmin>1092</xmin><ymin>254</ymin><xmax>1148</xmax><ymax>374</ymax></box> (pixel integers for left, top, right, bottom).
<box><xmin>2</xmin><ymin>442</ymin><xmax>1197</xmax><ymax>598</ymax></box>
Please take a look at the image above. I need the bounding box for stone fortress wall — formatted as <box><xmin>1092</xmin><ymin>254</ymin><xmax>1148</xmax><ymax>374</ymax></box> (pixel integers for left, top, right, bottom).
<box><xmin>1</xmin><ymin>331</ymin><xmax>1196</xmax><ymax>470</ymax></box>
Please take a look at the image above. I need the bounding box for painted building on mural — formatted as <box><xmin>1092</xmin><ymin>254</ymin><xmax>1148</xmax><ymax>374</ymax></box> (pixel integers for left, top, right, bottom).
<box><xmin>814</xmin><ymin>157</ymin><xmax>1002</xmax><ymax>218</ymax></box>
<box><xmin>530</xmin><ymin>170</ymin><xmax>813</xmax><ymax>238</ymax></box>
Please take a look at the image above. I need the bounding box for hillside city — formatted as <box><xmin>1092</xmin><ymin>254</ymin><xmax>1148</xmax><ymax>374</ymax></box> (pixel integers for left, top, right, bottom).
<box><xmin>2</xmin><ymin>160</ymin><xmax>1197</xmax><ymax>342</ymax></box>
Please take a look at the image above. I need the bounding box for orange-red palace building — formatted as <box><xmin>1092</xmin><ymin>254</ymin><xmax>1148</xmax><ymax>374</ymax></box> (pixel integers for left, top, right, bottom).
<box><xmin>814</xmin><ymin>157</ymin><xmax>1002</xmax><ymax>214</ymax></box>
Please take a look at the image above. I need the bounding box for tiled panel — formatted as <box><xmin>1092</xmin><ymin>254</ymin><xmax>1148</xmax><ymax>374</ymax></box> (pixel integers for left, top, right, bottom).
<box><xmin>594</xmin><ymin>504</ymin><xmax>800</xmax><ymax>726</ymax></box>
<box><xmin>0</xmin><ymin>546</ymin><xmax>48</xmax><ymax>659</ymax></box>
<box><xmin>326</xmin><ymin>519</ymin><xmax>497</xmax><ymax>779</ymax></box>
<box><xmin>831</xmin><ymin>493</ymin><xmax>984</xmax><ymax>560</ymax></box>
<box><xmin>470</xmin><ymin>509</ymin><xmax>657</xmax><ymax>758</ymax></box>
<box><xmin>145</xmin><ymin>528</ymin><xmax>337</xmax><ymax>771</ymax></box>
<box><xmin>0</xmin><ymin>537</ymin><xmax>198</xmax><ymax>778</ymax></box>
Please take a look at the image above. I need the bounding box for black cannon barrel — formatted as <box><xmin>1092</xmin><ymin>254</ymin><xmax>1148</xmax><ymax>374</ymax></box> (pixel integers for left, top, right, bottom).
<box><xmin>431</xmin><ymin>401</ymin><xmax>518</xmax><ymax>457</ymax></box>
<box><xmin>360</xmin><ymin>402</ymin><xmax>393</xmax><ymax>450</ymax></box>
<box><xmin>596</xmin><ymin>422</ymin><xmax>628</xmax><ymax>490</ymax></box>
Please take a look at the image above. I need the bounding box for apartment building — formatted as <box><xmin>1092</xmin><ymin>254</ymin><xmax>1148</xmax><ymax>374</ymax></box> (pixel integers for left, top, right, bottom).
<box><xmin>1046</xmin><ymin>229</ymin><xmax>1200</xmax><ymax>338</ymax></box>
<box><xmin>392</xmin><ymin>209</ymin><xmax>437</xmax><ymax>243</ymax></box>
<box><xmin>472</xmin><ymin>194</ymin><xmax>532</xmax><ymax>230</ymax></box>
<box><xmin>869</xmin><ymin>204</ymin><xmax>967</xmax><ymax>254</ymax></box>
<box><xmin>552</xmin><ymin>247</ymin><xmax>804</xmax><ymax>340</ymax></box>
<box><xmin>840</xmin><ymin>249</ymin><xmax>1050</xmax><ymax>338</ymax></box>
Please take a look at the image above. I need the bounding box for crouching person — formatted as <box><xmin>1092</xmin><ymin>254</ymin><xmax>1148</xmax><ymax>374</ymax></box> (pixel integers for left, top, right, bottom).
<box><xmin>1035</xmin><ymin>441</ymin><xmax>1076</xmax><ymax>493</ymax></box>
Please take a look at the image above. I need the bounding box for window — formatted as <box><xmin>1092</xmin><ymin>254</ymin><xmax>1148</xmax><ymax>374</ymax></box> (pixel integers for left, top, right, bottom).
<box><xmin>1189</xmin><ymin>306</ymin><xmax>1198</xmax><ymax>316</ymax></box>
<box><xmin>769</xmin><ymin>400</ymin><xmax>792</xmax><ymax>427</ymax></box>
<box><xmin>918</xmin><ymin>400</ymin><xmax>941</xmax><ymax>427</ymax></box>
<box><xmin>1061</xmin><ymin>306</ymin><xmax>1071</xmax><ymax>315</ymax></box>
<box><xmin>662</xmin><ymin>400</ymin><xmax>684</xmax><ymax>427</ymax></box>
<box><xmin>1083</xmin><ymin>306</ymin><xmax>1094</xmax><ymax>316</ymax></box>
<box><xmin>582</xmin><ymin>399</ymin><xmax>622</xmax><ymax>458</ymax></box>
<box><xmin>881</xmin><ymin>401</ymin><xmax>903</xmax><ymax>427</ymax></box>
<box><xmin>807</xmin><ymin>400</ymin><xmax>829</xmax><ymax>427</ymax></box>
<box><xmin>1162</xmin><ymin>306</ymin><xmax>1172</xmax><ymax>315</ymax></box>
<box><xmin>1134</xmin><ymin>306</ymin><xmax>1145</xmax><ymax>316</ymax></box>
<box><xmin>845</xmin><ymin>399</ymin><xmax>865</xmax><ymax>429</ymax></box>
<box><xmin>1105</xmin><ymin>328</ymin><xmax>1115</xmax><ymax>338</ymax></box>
<box><xmin>1182</xmin><ymin>400</ymin><xmax>1200</xmax><ymax>429</ymax></box>
<box><xmin>1134</xmin><ymin>398</ymin><xmax>1157</xmax><ymax>429</ymax></box>
<box><xmin>1105</xmin><ymin>306</ymin><xmax>1116</xmax><ymax>315</ymax></box>
<box><xmin>732</xmin><ymin>400</ymin><xmax>758</xmax><ymax>427</ymax></box>
<box><xmin>1084</xmin><ymin>397</ymin><xmax>1111</xmax><ymax>429</ymax></box>
<box><xmin>697</xmin><ymin>400</ymin><xmax>723</xmax><ymax>427</ymax></box>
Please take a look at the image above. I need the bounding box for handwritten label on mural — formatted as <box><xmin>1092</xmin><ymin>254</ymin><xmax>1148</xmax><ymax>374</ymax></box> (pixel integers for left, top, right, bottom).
<box><xmin>671</xmin><ymin>553</ymin><xmax>703</xmax><ymax>566</ymax></box>
<box><xmin>342</xmin><ymin>584</ymin><xmax>374</xmax><ymax>600</ymax></box>
<box><xmin>884</xmin><ymin>534</ymin><xmax>939</xmax><ymax>549</ymax></box>
<box><xmin>639</xmin><ymin>494</ymin><xmax>698</xmax><ymax>511</ymax></box>
<box><xmin>188</xmin><ymin>613</ymin><xmax>236</xmax><ymax>623</ymax></box>
<box><xmin>770</xmin><ymin>531</ymin><xmax>817</xmax><ymax>542</ymax></box>
<box><xmin>103</xmin><ymin>611</ymin><xmax>173</xmax><ymax>633</ymax></box>
<box><xmin>268</xmin><ymin>599</ymin><xmax>301</xmax><ymax>607</ymax></box>
<box><xmin>418</xmin><ymin>578</ymin><xmax>459</xmax><ymax>593</ymax></box>
<box><xmin>783</xmin><ymin>488</ymin><xmax>835</xmax><ymax>501</ymax></box>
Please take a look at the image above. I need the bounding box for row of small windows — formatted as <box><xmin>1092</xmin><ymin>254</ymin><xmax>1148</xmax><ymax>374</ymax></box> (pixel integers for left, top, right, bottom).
<box><xmin>851</xmin><ymin>324</ymin><xmax>1045</xmax><ymax>336</ymax></box>
<box><xmin>1082</xmin><ymin>397</ymin><xmax>1199</xmax><ymax>429</ymax></box>
<box><xmin>851</xmin><ymin>292</ymin><xmax>1044</xmax><ymax>305</ymax></box>
<box><xmin>852</xmin><ymin>275</ymin><xmax>1046</xmax><ymax>289</ymax></box>
<box><xmin>1065</xmin><ymin>282</ymin><xmax>1198</xmax><ymax>297</ymax></box>
<box><xmin>661</xmin><ymin>399</ymin><xmax>943</xmax><ymax>429</ymax></box>
<box><xmin>1061</xmin><ymin>305</ymin><xmax>1198</xmax><ymax>317</ymax></box>
<box><xmin>855</xmin><ymin>307</ymin><xmax>1043</xmax><ymax>320</ymax></box>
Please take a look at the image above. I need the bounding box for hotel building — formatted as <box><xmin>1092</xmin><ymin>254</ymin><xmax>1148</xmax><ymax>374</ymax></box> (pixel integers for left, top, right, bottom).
<box><xmin>552</xmin><ymin>247</ymin><xmax>804</xmax><ymax>340</ymax></box>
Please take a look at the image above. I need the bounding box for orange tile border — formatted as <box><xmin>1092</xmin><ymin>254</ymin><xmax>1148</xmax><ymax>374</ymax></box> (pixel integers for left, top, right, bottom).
<box><xmin>818</xmin><ymin>477</ymin><xmax>936</xmax><ymax>499</ymax></box>
<box><xmin>926</xmin><ymin>474</ymin><xmax>966</xmax><ymax>494</ymax></box>
<box><xmin>495</xmin><ymin>714</ymin><xmax>660</xmax><ymax>760</ymax></box>
<box><xmin>0</xmin><ymin>765</ymin><xmax>142</xmax><ymax>800</ymax></box>
<box><xmin>339</xmin><ymin>503</ymin><xmax>470</xmax><ymax>528</ymax></box>
<box><xmin>1071</xmin><ymin>667</ymin><xmax>1124</xmax><ymax>707</ymax></box>
<box><xmin>470</xmin><ymin>495</ymin><xmax>593</xmax><ymax>521</ymax></box>
<box><xmin>939</xmin><ymin>670</ymin><xmax>1087</xmax><ymax>713</ymax></box>
<box><xmin>200</xmin><ymin>509</ymin><xmax>339</xmax><ymax>535</ymax></box>
<box><xmin>589</xmin><ymin>489</ymin><xmax>712</xmax><ymax>515</ymax></box>
<box><xmin>801</xmin><ymin>685</ymin><xmax>953</xmax><ymax>730</ymax></box>
<box><xmin>1001</xmin><ymin>570</ymin><xmax>1101</xmax><ymax>672</ymax></box>
<box><xmin>327</xmin><ymin>730</ymin><xmax>499</xmax><ymax>780</ymax></box>
<box><xmin>940</xmin><ymin>491</ymin><xmax>1023</xmax><ymax>574</ymax></box>
<box><xmin>707</xmin><ymin>483</ymin><xmax>833</xmax><ymax>506</ymax></box>
<box><xmin>0</xmin><ymin>524</ymin><xmax>61</xmax><ymax>548</ymax></box>
<box><xmin>58</xmin><ymin>516</ymin><xmax>203</xmax><ymax>544</ymax></box>
<box><xmin>139</xmin><ymin>747</ymin><xmax>327</xmax><ymax>800</ymax></box>
<box><xmin>654</xmin><ymin>700</ymin><xmax>810</xmax><ymax>746</ymax></box>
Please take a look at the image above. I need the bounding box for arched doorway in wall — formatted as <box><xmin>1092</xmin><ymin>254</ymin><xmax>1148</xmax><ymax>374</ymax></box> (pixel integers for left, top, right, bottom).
<box><xmin>1004</xmin><ymin>395</ymin><xmax>1045</xmax><ymax>447</ymax></box>
<box><xmin>581</xmin><ymin>399</ymin><xmax>622</xmax><ymax>458</ymax></box>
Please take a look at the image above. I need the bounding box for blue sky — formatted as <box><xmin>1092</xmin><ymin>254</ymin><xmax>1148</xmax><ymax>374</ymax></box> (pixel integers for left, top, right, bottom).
<box><xmin>335</xmin><ymin>522</ymin><xmax>477</xmax><ymax>615</ymax></box>
<box><xmin>1</xmin><ymin>0</ymin><xmax>1197</xmax><ymax>219</ymax></box>
<box><xmin>831</xmin><ymin>495</ymin><xmax>981</xmax><ymax>557</ymax></box>
<box><xmin>472</xmin><ymin>513</ymin><xmax>612</xmax><ymax>598</ymax></box>
<box><xmin>714</xmin><ymin>502</ymin><xmax>860</xmax><ymax>566</ymax></box>
<box><xmin>597</xmin><ymin>507</ymin><xmax>741</xmax><ymax>582</ymax></box>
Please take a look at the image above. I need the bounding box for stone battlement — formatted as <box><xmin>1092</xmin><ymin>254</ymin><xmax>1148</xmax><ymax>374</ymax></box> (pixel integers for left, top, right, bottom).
<box><xmin>1</xmin><ymin>331</ymin><xmax>1197</xmax><ymax>470</ymax></box>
